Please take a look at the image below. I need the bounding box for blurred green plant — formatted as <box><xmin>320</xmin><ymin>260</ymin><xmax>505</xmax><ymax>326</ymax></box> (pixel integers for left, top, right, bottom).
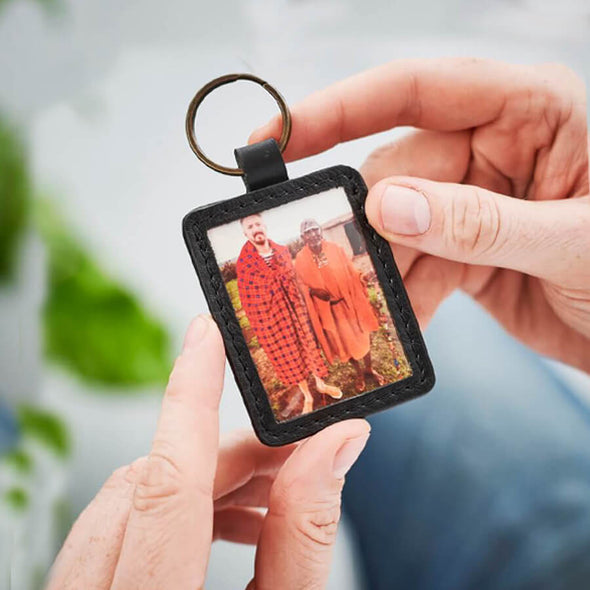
<box><xmin>0</xmin><ymin>115</ymin><xmax>30</xmax><ymax>283</ymax></box>
<box><xmin>4</xmin><ymin>486</ymin><xmax>29</xmax><ymax>512</ymax></box>
<box><xmin>2</xmin><ymin>448</ymin><xmax>33</xmax><ymax>474</ymax></box>
<box><xmin>0</xmin><ymin>110</ymin><xmax>171</xmax><ymax>388</ymax></box>
<box><xmin>18</xmin><ymin>404</ymin><xmax>70</xmax><ymax>458</ymax></box>
<box><xmin>35</xmin><ymin>200</ymin><xmax>172</xmax><ymax>387</ymax></box>
<box><xmin>0</xmin><ymin>0</ymin><xmax>62</xmax><ymax>15</ymax></box>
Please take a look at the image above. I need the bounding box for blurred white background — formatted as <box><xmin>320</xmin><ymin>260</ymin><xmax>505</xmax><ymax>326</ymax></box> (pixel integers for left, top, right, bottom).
<box><xmin>1</xmin><ymin>0</ymin><xmax>589</xmax><ymax>587</ymax></box>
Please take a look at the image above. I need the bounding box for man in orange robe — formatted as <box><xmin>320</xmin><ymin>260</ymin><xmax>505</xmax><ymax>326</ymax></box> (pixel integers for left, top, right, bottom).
<box><xmin>295</xmin><ymin>219</ymin><xmax>386</xmax><ymax>392</ymax></box>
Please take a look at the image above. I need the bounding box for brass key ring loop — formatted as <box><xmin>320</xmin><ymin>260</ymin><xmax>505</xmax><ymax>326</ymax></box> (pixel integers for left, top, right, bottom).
<box><xmin>185</xmin><ymin>73</ymin><xmax>292</xmax><ymax>176</ymax></box>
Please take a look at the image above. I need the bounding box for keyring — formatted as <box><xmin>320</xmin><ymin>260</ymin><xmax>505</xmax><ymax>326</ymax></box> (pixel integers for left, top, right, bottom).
<box><xmin>185</xmin><ymin>73</ymin><xmax>292</xmax><ymax>176</ymax></box>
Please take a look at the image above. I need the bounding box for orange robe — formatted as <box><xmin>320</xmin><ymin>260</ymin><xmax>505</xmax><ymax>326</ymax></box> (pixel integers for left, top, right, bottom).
<box><xmin>295</xmin><ymin>241</ymin><xmax>380</xmax><ymax>363</ymax></box>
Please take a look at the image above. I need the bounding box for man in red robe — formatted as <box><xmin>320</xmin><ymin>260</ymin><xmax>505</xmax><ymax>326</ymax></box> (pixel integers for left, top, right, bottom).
<box><xmin>295</xmin><ymin>219</ymin><xmax>387</xmax><ymax>393</ymax></box>
<box><xmin>236</xmin><ymin>214</ymin><xmax>342</xmax><ymax>415</ymax></box>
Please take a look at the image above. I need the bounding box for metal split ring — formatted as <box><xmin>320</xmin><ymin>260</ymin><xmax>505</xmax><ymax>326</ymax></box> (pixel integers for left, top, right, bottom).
<box><xmin>185</xmin><ymin>73</ymin><xmax>292</xmax><ymax>176</ymax></box>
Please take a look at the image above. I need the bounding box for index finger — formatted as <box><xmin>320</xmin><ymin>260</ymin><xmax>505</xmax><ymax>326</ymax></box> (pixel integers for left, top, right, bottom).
<box><xmin>250</xmin><ymin>58</ymin><xmax>532</xmax><ymax>161</ymax></box>
<box><xmin>111</xmin><ymin>315</ymin><xmax>225</xmax><ymax>590</ymax></box>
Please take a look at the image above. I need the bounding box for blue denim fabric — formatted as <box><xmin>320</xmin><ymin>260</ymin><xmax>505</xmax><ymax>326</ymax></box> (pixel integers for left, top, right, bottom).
<box><xmin>343</xmin><ymin>293</ymin><xmax>590</xmax><ymax>590</ymax></box>
<box><xmin>0</xmin><ymin>398</ymin><xmax>19</xmax><ymax>454</ymax></box>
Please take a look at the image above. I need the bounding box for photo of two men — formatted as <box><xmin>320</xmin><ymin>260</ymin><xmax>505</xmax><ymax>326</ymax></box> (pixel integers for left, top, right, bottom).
<box><xmin>209</xmin><ymin>187</ymin><xmax>412</xmax><ymax>421</ymax></box>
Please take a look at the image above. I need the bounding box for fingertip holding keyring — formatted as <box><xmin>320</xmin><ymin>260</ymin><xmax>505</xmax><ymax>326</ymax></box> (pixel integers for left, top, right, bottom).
<box><xmin>185</xmin><ymin>73</ymin><xmax>292</xmax><ymax>176</ymax></box>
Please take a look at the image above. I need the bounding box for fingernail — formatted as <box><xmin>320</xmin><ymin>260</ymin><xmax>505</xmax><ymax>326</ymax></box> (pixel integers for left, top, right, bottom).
<box><xmin>333</xmin><ymin>433</ymin><xmax>370</xmax><ymax>479</ymax></box>
<box><xmin>182</xmin><ymin>315</ymin><xmax>209</xmax><ymax>351</ymax></box>
<box><xmin>380</xmin><ymin>185</ymin><xmax>431</xmax><ymax>235</ymax></box>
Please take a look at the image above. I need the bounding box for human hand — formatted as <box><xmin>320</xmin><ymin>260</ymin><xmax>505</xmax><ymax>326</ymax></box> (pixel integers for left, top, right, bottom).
<box><xmin>251</xmin><ymin>58</ymin><xmax>590</xmax><ymax>373</ymax></box>
<box><xmin>310</xmin><ymin>287</ymin><xmax>333</xmax><ymax>301</ymax></box>
<box><xmin>46</xmin><ymin>316</ymin><xmax>370</xmax><ymax>590</ymax></box>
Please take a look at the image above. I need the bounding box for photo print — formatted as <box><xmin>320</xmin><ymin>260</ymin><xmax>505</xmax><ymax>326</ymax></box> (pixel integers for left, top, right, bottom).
<box><xmin>207</xmin><ymin>187</ymin><xmax>413</xmax><ymax>422</ymax></box>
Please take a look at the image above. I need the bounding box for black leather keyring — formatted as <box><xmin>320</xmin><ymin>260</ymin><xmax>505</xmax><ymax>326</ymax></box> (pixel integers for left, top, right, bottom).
<box><xmin>234</xmin><ymin>138</ymin><xmax>288</xmax><ymax>191</ymax></box>
<box><xmin>183</xmin><ymin>74</ymin><xmax>435</xmax><ymax>446</ymax></box>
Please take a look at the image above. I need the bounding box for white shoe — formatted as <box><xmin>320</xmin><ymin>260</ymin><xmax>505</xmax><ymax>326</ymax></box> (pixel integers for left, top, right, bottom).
<box><xmin>314</xmin><ymin>375</ymin><xmax>343</xmax><ymax>399</ymax></box>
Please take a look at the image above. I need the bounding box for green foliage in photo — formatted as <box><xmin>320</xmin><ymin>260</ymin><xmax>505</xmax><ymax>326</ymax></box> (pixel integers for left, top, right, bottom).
<box><xmin>225</xmin><ymin>278</ymin><xmax>260</xmax><ymax>349</ymax></box>
<box><xmin>366</xmin><ymin>284</ymin><xmax>380</xmax><ymax>309</ymax></box>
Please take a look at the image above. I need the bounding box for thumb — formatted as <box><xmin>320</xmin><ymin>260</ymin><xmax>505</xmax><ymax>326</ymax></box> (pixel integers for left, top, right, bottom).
<box><xmin>249</xmin><ymin>419</ymin><xmax>370</xmax><ymax>590</ymax></box>
<box><xmin>365</xmin><ymin>177</ymin><xmax>590</xmax><ymax>284</ymax></box>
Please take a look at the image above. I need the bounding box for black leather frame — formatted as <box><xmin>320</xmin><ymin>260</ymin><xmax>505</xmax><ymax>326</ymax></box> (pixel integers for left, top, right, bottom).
<box><xmin>183</xmin><ymin>165</ymin><xmax>435</xmax><ymax>446</ymax></box>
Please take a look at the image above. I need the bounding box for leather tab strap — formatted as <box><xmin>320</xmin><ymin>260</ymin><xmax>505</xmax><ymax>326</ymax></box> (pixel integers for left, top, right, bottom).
<box><xmin>234</xmin><ymin>138</ymin><xmax>288</xmax><ymax>191</ymax></box>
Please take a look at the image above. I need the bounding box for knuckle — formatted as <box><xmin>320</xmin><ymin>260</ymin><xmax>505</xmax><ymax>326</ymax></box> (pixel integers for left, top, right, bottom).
<box><xmin>362</xmin><ymin>142</ymin><xmax>394</xmax><ymax>169</ymax></box>
<box><xmin>292</xmin><ymin>503</ymin><xmax>342</xmax><ymax>549</ymax></box>
<box><xmin>270</xmin><ymin>476</ymin><xmax>343</xmax><ymax>548</ymax></box>
<box><xmin>447</xmin><ymin>188</ymin><xmax>503</xmax><ymax>259</ymax></box>
<box><xmin>132</xmin><ymin>452</ymin><xmax>185</xmax><ymax>513</ymax></box>
<box><xmin>538</xmin><ymin>62</ymin><xmax>584</xmax><ymax>88</ymax></box>
<box><xmin>103</xmin><ymin>465</ymin><xmax>130</xmax><ymax>490</ymax></box>
<box><xmin>535</xmin><ymin>63</ymin><xmax>586</xmax><ymax>113</ymax></box>
<box><xmin>493</xmin><ymin>61</ymin><xmax>585</xmax><ymax>138</ymax></box>
<box><xmin>401</xmin><ymin>69</ymin><xmax>422</xmax><ymax>125</ymax></box>
<box><xmin>97</xmin><ymin>461</ymin><xmax>149</xmax><ymax>501</ymax></box>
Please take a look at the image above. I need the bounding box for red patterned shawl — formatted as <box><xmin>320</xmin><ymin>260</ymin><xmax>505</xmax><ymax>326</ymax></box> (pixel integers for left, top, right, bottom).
<box><xmin>236</xmin><ymin>240</ymin><xmax>326</xmax><ymax>386</ymax></box>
